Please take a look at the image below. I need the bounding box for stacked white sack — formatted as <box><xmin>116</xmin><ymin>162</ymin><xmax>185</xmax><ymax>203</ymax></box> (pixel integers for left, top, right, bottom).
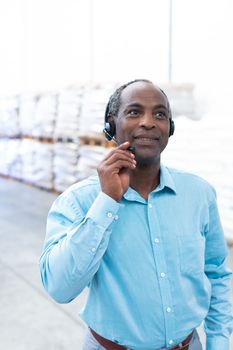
<box><xmin>0</xmin><ymin>96</ymin><xmax>20</xmax><ymax>137</ymax></box>
<box><xmin>19</xmin><ymin>93</ymin><xmax>56</xmax><ymax>138</ymax></box>
<box><xmin>76</xmin><ymin>145</ymin><xmax>112</xmax><ymax>181</ymax></box>
<box><xmin>53</xmin><ymin>141</ymin><xmax>79</xmax><ymax>192</ymax></box>
<box><xmin>79</xmin><ymin>83</ymin><xmax>117</xmax><ymax>137</ymax></box>
<box><xmin>55</xmin><ymin>88</ymin><xmax>83</xmax><ymax>140</ymax></box>
<box><xmin>0</xmin><ymin>139</ymin><xmax>22</xmax><ymax>177</ymax></box>
<box><xmin>19</xmin><ymin>139</ymin><xmax>53</xmax><ymax>189</ymax></box>
<box><xmin>19</xmin><ymin>94</ymin><xmax>38</xmax><ymax>136</ymax></box>
<box><xmin>32</xmin><ymin>94</ymin><xmax>57</xmax><ymax>138</ymax></box>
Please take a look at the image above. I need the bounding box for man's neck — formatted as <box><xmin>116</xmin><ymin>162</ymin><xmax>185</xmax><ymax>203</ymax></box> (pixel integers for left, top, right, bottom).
<box><xmin>129</xmin><ymin>162</ymin><xmax>160</xmax><ymax>200</ymax></box>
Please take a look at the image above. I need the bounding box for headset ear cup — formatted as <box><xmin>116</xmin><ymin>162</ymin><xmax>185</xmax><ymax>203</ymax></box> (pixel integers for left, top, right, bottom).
<box><xmin>108</xmin><ymin>121</ymin><xmax>116</xmax><ymax>138</ymax></box>
<box><xmin>103</xmin><ymin>121</ymin><xmax>116</xmax><ymax>140</ymax></box>
<box><xmin>169</xmin><ymin>119</ymin><xmax>175</xmax><ymax>137</ymax></box>
<box><xmin>104</xmin><ymin>100</ymin><xmax>116</xmax><ymax>140</ymax></box>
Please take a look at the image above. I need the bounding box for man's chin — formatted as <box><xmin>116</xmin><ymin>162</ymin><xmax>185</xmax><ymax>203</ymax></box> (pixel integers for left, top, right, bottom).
<box><xmin>135</xmin><ymin>153</ymin><xmax>160</xmax><ymax>168</ymax></box>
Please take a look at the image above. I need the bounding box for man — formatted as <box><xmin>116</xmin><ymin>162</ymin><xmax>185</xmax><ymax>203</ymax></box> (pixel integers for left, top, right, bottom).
<box><xmin>40</xmin><ymin>79</ymin><xmax>233</xmax><ymax>350</ymax></box>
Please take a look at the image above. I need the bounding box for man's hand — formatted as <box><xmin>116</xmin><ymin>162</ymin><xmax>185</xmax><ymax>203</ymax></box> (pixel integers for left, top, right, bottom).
<box><xmin>97</xmin><ymin>141</ymin><xmax>136</xmax><ymax>202</ymax></box>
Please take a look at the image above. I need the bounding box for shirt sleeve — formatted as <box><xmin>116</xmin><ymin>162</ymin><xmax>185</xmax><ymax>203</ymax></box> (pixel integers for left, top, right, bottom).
<box><xmin>204</xmin><ymin>199</ymin><xmax>233</xmax><ymax>350</ymax></box>
<box><xmin>39</xmin><ymin>190</ymin><xmax>120</xmax><ymax>303</ymax></box>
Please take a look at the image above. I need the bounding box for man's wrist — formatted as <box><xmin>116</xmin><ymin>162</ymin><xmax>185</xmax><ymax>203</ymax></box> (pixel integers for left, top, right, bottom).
<box><xmin>101</xmin><ymin>190</ymin><xmax>122</xmax><ymax>203</ymax></box>
<box><xmin>86</xmin><ymin>191</ymin><xmax>120</xmax><ymax>229</ymax></box>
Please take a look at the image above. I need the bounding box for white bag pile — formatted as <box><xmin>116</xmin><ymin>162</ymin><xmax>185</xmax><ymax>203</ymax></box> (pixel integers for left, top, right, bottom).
<box><xmin>0</xmin><ymin>139</ymin><xmax>11</xmax><ymax>175</ymax></box>
<box><xmin>6</xmin><ymin>139</ymin><xmax>22</xmax><ymax>179</ymax></box>
<box><xmin>19</xmin><ymin>94</ymin><xmax>38</xmax><ymax>136</ymax></box>
<box><xmin>0</xmin><ymin>83</ymin><xmax>118</xmax><ymax>192</ymax></box>
<box><xmin>0</xmin><ymin>139</ymin><xmax>7</xmax><ymax>175</ymax></box>
<box><xmin>19</xmin><ymin>139</ymin><xmax>53</xmax><ymax>189</ymax></box>
<box><xmin>0</xmin><ymin>96</ymin><xmax>20</xmax><ymax>137</ymax></box>
<box><xmin>53</xmin><ymin>141</ymin><xmax>79</xmax><ymax>192</ymax></box>
<box><xmin>76</xmin><ymin>145</ymin><xmax>112</xmax><ymax>181</ymax></box>
<box><xmin>54</xmin><ymin>88</ymin><xmax>83</xmax><ymax>140</ymax></box>
<box><xmin>161</xmin><ymin>83</ymin><xmax>203</xmax><ymax>120</ymax></box>
<box><xmin>79</xmin><ymin>83</ymin><xmax>117</xmax><ymax>137</ymax></box>
<box><xmin>19</xmin><ymin>93</ymin><xmax>56</xmax><ymax>138</ymax></box>
<box><xmin>0</xmin><ymin>138</ymin><xmax>22</xmax><ymax>178</ymax></box>
<box><xmin>33</xmin><ymin>94</ymin><xmax>57</xmax><ymax>138</ymax></box>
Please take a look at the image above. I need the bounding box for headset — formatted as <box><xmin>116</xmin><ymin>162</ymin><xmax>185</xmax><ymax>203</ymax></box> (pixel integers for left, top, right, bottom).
<box><xmin>103</xmin><ymin>101</ymin><xmax>116</xmax><ymax>141</ymax></box>
<box><xmin>103</xmin><ymin>99</ymin><xmax>175</xmax><ymax>141</ymax></box>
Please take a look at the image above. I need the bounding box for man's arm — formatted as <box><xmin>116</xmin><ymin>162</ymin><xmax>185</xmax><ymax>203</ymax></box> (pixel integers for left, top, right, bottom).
<box><xmin>39</xmin><ymin>141</ymin><xmax>135</xmax><ymax>303</ymax></box>
<box><xmin>204</xmin><ymin>199</ymin><xmax>233</xmax><ymax>350</ymax></box>
<box><xmin>39</xmin><ymin>190</ymin><xmax>120</xmax><ymax>303</ymax></box>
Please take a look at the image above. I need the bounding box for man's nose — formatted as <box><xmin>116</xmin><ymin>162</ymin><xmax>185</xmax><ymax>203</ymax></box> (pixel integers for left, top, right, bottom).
<box><xmin>139</xmin><ymin>113</ymin><xmax>156</xmax><ymax>129</ymax></box>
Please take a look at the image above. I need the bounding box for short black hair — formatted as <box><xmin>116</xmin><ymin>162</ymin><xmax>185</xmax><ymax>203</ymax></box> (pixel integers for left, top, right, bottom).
<box><xmin>106</xmin><ymin>79</ymin><xmax>171</xmax><ymax>119</ymax></box>
<box><xmin>107</xmin><ymin>79</ymin><xmax>152</xmax><ymax>117</ymax></box>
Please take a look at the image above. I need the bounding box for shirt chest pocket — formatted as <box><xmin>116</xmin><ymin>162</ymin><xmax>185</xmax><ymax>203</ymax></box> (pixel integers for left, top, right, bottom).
<box><xmin>177</xmin><ymin>235</ymin><xmax>205</xmax><ymax>275</ymax></box>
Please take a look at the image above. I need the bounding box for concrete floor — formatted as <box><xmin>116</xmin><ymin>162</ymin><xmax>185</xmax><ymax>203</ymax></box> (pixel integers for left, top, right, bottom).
<box><xmin>0</xmin><ymin>177</ymin><xmax>87</xmax><ymax>350</ymax></box>
<box><xmin>0</xmin><ymin>177</ymin><xmax>232</xmax><ymax>350</ymax></box>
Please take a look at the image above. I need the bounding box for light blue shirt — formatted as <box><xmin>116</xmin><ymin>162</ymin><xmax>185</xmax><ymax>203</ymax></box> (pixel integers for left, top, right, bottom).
<box><xmin>39</xmin><ymin>165</ymin><xmax>233</xmax><ymax>350</ymax></box>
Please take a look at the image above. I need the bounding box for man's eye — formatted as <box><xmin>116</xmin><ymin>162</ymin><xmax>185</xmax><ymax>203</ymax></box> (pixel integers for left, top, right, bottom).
<box><xmin>154</xmin><ymin>111</ymin><xmax>167</xmax><ymax>120</ymax></box>
<box><xmin>127</xmin><ymin>109</ymin><xmax>139</xmax><ymax>116</ymax></box>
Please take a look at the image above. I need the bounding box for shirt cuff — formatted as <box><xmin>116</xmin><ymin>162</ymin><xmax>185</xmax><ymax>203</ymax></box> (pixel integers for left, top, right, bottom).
<box><xmin>206</xmin><ymin>335</ymin><xmax>229</xmax><ymax>350</ymax></box>
<box><xmin>86</xmin><ymin>192</ymin><xmax>120</xmax><ymax>229</ymax></box>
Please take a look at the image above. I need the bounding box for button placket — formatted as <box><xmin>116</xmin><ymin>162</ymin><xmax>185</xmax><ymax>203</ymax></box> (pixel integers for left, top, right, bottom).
<box><xmin>147</xmin><ymin>197</ymin><xmax>175</xmax><ymax>346</ymax></box>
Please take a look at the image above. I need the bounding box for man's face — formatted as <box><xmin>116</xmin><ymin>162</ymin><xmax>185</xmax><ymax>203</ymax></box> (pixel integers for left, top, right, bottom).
<box><xmin>113</xmin><ymin>82</ymin><xmax>170</xmax><ymax>166</ymax></box>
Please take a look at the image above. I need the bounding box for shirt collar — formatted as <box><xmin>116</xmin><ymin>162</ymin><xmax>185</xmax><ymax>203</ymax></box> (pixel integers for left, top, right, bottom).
<box><xmin>155</xmin><ymin>164</ymin><xmax>177</xmax><ymax>194</ymax></box>
<box><xmin>123</xmin><ymin>165</ymin><xmax>177</xmax><ymax>202</ymax></box>
<box><xmin>123</xmin><ymin>186</ymin><xmax>146</xmax><ymax>203</ymax></box>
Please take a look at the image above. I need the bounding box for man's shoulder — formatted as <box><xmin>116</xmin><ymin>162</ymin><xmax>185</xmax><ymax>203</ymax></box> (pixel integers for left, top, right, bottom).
<box><xmin>65</xmin><ymin>175</ymin><xmax>100</xmax><ymax>192</ymax></box>
<box><xmin>48</xmin><ymin>176</ymin><xmax>100</xmax><ymax>223</ymax></box>
<box><xmin>168</xmin><ymin>166</ymin><xmax>210</xmax><ymax>183</ymax></box>
<box><xmin>62</xmin><ymin>175</ymin><xmax>100</xmax><ymax>197</ymax></box>
<box><xmin>165</xmin><ymin>166</ymin><xmax>216</xmax><ymax>196</ymax></box>
<box><xmin>56</xmin><ymin>175</ymin><xmax>100</xmax><ymax>206</ymax></box>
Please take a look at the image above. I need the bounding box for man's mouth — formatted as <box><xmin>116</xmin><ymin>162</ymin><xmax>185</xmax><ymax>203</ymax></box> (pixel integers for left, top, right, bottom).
<box><xmin>133</xmin><ymin>136</ymin><xmax>159</xmax><ymax>144</ymax></box>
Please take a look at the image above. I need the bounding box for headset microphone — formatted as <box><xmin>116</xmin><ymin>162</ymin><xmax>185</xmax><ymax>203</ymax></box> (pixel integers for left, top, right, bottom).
<box><xmin>103</xmin><ymin>125</ymin><xmax>135</xmax><ymax>154</ymax></box>
<box><xmin>127</xmin><ymin>146</ymin><xmax>135</xmax><ymax>154</ymax></box>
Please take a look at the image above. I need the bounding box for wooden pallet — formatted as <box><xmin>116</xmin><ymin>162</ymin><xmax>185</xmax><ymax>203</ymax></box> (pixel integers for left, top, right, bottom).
<box><xmin>79</xmin><ymin>135</ymin><xmax>116</xmax><ymax>148</ymax></box>
<box><xmin>54</xmin><ymin>136</ymin><xmax>79</xmax><ymax>143</ymax></box>
<box><xmin>20</xmin><ymin>135</ymin><xmax>54</xmax><ymax>143</ymax></box>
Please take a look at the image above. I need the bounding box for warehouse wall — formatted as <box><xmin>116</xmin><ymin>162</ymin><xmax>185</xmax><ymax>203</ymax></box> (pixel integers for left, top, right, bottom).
<box><xmin>0</xmin><ymin>0</ymin><xmax>232</xmax><ymax>101</ymax></box>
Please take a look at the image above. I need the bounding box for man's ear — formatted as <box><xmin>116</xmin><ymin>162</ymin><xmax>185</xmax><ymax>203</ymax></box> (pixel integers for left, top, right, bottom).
<box><xmin>107</xmin><ymin>114</ymin><xmax>114</xmax><ymax>123</ymax></box>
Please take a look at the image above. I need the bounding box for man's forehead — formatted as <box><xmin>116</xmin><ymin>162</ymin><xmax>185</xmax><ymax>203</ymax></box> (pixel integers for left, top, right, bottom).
<box><xmin>120</xmin><ymin>81</ymin><xmax>167</xmax><ymax>105</ymax></box>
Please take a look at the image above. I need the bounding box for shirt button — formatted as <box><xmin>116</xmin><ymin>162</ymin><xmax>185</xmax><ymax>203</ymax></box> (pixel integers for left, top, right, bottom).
<box><xmin>166</xmin><ymin>307</ymin><xmax>171</xmax><ymax>313</ymax></box>
<box><xmin>154</xmin><ymin>238</ymin><xmax>159</xmax><ymax>243</ymax></box>
<box><xmin>160</xmin><ymin>272</ymin><xmax>166</xmax><ymax>278</ymax></box>
<box><xmin>148</xmin><ymin>203</ymin><xmax>153</xmax><ymax>208</ymax></box>
<box><xmin>91</xmin><ymin>248</ymin><xmax>96</xmax><ymax>252</ymax></box>
<box><xmin>168</xmin><ymin>339</ymin><xmax>173</xmax><ymax>345</ymax></box>
<box><xmin>114</xmin><ymin>215</ymin><xmax>119</xmax><ymax>220</ymax></box>
<box><xmin>107</xmin><ymin>212</ymin><xmax>113</xmax><ymax>218</ymax></box>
